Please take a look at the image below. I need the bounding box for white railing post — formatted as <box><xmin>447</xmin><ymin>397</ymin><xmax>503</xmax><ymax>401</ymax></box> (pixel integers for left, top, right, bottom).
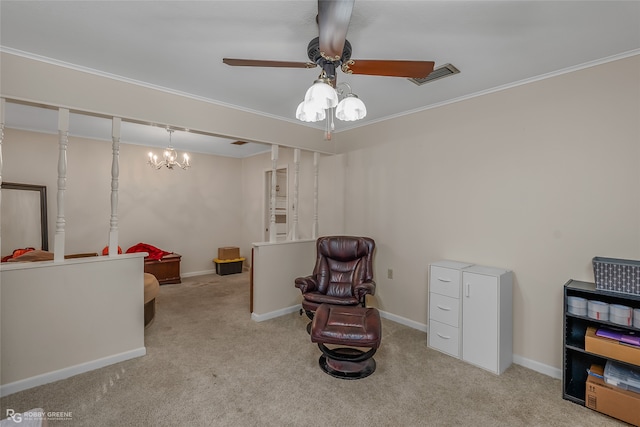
<box><xmin>54</xmin><ymin>108</ymin><xmax>69</xmax><ymax>262</ymax></box>
<box><xmin>312</xmin><ymin>151</ymin><xmax>319</xmax><ymax>239</ymax></box>
<box><xmin>291</xmin><ymin>148</ymin><xmax>300</xmax><ymax>240</ymax></box>
<box><xmin>269</xmin><ymin>145</ymin><xmax>278</xmax><ymax>243</ymax></box>
<box><xmin>109</xmin><ymin>117</ymin><xmax>121</xmax><ymax>256</ymax></box>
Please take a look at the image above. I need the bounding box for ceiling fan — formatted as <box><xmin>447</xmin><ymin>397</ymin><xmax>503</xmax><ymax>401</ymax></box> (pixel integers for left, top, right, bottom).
<box><xmin>222</xmin><ymin>0</ymin><xmax>435</xmax><ymax>85</ymax></box>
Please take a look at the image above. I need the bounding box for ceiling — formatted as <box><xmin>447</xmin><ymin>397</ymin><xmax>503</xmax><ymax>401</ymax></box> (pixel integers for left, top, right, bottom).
<box><xmin>1</xmin><ymin>1</ymin><xmax>639</xmax><ymax>158</ymax></box>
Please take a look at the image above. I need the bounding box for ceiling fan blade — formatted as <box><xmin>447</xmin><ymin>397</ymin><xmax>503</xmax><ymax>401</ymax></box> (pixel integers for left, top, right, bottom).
<box><xmin>343</xmin><ymin>60</ymin><xmax>436</xmax><ymax>78</ymax></box>
<box><xmin>318</xmin><ymin>0</ymin><xmax>354</xmax><ymax>60</ymax></box>
<box><xmin>223</xmin><ymin>58</ymin><xmax>316</xmax><ymax>69</ymax></box>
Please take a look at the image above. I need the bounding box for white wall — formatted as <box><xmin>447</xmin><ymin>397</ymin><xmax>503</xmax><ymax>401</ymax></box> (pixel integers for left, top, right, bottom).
<box><xmin>2</xmin><ymin>129</ymin><xmax>244</xmax><ymax>275</ymax></box>
<box><xmin>317</xmin><ymin>153</ymin><xmax>346</xmax><ymax>236</ymax></box>
<box><xmin>335</xmin><ymin>55</ymin><xmax>640</xmax><ymax>371</ymax></box>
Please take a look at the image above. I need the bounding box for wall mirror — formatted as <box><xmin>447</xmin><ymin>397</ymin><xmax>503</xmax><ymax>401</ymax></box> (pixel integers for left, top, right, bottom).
<box><xmin>1</xmin><ymin>182</ymin><xmax>48</xmax><ymax>257</ymax></box>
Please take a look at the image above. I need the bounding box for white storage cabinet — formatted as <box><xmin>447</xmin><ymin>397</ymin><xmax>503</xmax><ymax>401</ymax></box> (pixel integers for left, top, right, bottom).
<box><xmin>428</xmin><ymin>261</ymin><xmax>513</xmax><ymax>375</ymax></box>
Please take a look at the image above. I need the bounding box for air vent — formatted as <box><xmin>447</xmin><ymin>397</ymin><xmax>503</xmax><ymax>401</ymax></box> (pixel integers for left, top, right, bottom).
<box><xmin>232</xmin><ymin>141</ymin><xmax>248</xmax><ymax>145</ymax></box>
<box><xmin>408</xmin><ymin>63</ymin><xmax>460</xmax><ymax>86</ymax></box>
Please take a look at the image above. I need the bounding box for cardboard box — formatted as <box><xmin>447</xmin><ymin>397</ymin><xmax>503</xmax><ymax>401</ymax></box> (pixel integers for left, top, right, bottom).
<box><xmin>218</xmin><ymin>246</ymin><xmax>240</xmax><ymax>260</ymax></box>
<box><xmin>213</xmin><ymin>257</ymin><xmax>245</xmax><ymax>275</ymax></box>
<box><xmin>586</xmin><ymin>365</ymin><xmax>640</xmax><ymax>426</ymax></box>
<box><xmin>585</xmin><ymin>327</ymin><xmax>640</xmax><ymax>366</ymax></box>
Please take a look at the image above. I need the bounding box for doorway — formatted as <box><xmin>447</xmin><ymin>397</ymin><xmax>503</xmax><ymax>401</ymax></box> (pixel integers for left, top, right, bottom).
<box><xmin>264</xmin><ymin>167</ymin><xmax>288</xmax><ymax>242</ymax></box>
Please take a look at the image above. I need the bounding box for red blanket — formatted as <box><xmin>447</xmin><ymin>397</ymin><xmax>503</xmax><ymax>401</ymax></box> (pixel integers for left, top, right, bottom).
<box><xmin>126</xmin><ymin>243</ymin><xmax>171</xmax><ymax>261</ymax></box>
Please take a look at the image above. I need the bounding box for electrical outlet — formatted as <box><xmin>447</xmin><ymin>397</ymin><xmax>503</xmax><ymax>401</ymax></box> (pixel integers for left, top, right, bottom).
<box><xmin>387</xmin><ymin>268</ymin><xmax>393</xmax><ymax>279</ymax></box>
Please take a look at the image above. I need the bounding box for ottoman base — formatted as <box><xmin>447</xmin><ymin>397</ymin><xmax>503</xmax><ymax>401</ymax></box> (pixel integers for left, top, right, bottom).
<box><xmin>318</xmin><ymin>346</ymin><xmax>377</xmax><ymax>379</ymax></box>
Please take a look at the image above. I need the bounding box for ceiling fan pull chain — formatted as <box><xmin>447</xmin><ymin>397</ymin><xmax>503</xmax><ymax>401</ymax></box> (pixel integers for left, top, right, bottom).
<box><xmin>330</xmin><ymin>108</ymin><xmax>335</xmax><ymax>131</ymax></box>
<box><xmin>325</xmin><ymin>114</ymin><xmax>332</xmax><ymax>141</ymax></box>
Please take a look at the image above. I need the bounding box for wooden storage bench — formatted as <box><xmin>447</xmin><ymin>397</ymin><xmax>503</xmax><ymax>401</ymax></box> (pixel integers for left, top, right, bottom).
<box><xmin>144</xmin><ymin>253</ymin><xmax>181</xmax><ymax>285</ymax></box>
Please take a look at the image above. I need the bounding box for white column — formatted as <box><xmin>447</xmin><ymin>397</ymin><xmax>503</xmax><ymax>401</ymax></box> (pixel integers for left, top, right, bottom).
<box><xmin>109</xmin><ymin>117</ymin><xmax>121</xmax><ymax>256</ymax></box>
<box><xmin>54</xmin><ymin>108</ymin><xmax>69</xmax><ymax>262</ymax></box>
<box><xmin>291</xmin><ymin>148</ymin><xmax>300</xmax><ymax>240</ymax></box>
<box><xmin>312</xmin><ymin>151</ymin><xmax>319</xmax><ymax>239</ymax></box>
<box><xmin>269</xmin><ymin>145</ymin><xmax>278</xmax><ymax>243</ymax></box>
<box><xmin>0</xmin><ymin>99</ymin><xmax>5</xmax><ymax>253</ymax></box>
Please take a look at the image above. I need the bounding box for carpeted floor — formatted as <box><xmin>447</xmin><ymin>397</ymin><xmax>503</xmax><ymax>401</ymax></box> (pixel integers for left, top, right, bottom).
<box><xmin>0</xmin><ymin>272</ymin><xmax>625</xmax><ymax>426</ymax></box>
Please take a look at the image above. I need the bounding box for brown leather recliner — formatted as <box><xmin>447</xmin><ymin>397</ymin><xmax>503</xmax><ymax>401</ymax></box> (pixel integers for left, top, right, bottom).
<box><xmin>295</xmin><ymin>236</ymin><xmax>376</xmax><ymax>322</ymax></box>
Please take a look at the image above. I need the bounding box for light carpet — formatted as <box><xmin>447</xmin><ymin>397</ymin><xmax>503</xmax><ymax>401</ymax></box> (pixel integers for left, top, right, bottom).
<box><xmin>0</xmin><ymin>272</ymin><xmax>624</xmax><ymax>426</ymax></box>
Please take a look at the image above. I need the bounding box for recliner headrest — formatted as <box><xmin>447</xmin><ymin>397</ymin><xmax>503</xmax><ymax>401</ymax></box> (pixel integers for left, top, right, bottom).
<box><xmin>317</xmin><ymin>236</ymin><xmax>374</xmax><ymax>262</ymax></box>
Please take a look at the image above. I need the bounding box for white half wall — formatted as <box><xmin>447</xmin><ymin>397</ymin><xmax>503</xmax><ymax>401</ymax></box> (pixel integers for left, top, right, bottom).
<box><xmin>0</xmin><ymin>253</ymin><xmax>146</xmax><ymax>395</ymax></box>
<box><xmin>251</xmin><ymin>240</ymin><xmax>315</xmax><ymax>319</ymax></box>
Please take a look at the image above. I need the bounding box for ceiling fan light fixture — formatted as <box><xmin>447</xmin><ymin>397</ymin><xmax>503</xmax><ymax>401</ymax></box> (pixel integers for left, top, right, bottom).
<box><xmin>304</xmin><ymin>78</ymin><xmax>338</xmax><ymax>109</ymax></box>
<box><xmin>336</xmin><ymin>93</ymin><xmax>366</xmax><ymax>121</ymax></box>
<box><xmin>296</xmin><ymin>100</ymin><xmax>326</xmax><ymax>122</ymax></box>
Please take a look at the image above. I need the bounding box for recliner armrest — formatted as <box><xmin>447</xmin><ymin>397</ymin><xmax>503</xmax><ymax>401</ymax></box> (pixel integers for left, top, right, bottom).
<box><xmin>354</xmin><ymin>280</ymin><xmax>376</xmax><ymax>302</ymax></box>
<box><xmin>295</xmin><ymin>276</ymin><xmax>317</xmax><ymax>294</ymax></box>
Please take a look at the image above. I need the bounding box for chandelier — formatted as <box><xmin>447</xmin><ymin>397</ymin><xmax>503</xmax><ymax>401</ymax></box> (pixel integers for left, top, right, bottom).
<box><xmin>147</xmin><ymin>128</ymin><xmax>191</xmax><ymax>170</ymax></box>
<box><xmin>296</xmin><ymin>76</ymin><xmax>366</xmax><ymax>140</ymax></box>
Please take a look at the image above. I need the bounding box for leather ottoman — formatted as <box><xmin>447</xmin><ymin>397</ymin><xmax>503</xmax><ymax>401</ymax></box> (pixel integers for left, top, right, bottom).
<box><xmin>144</xmin><ymin>273</ymin><xmax>160</xmax><ymax>328</ymax></box>
<box><xmin>310</xmin><ymin>303</ymin><xmax>382</xmax><ymax>379</ymax></box>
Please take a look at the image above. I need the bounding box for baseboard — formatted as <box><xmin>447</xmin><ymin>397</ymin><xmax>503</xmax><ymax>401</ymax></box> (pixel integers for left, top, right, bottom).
<box><xmin>182</xmin><ymin>267</ymin><xmax>250</xmax><ymax>278</ymax></box>
<box><xmin>181</xmin><ymin>269</ymin><xmax>216</xmax><ymax>278</ymax></box>
<box><xmin>379</xmin><ymin>310</ymin><xmax>428</xmax><ymax>333</ymax></box>
<box><xmin>377</xmin><ymin>312</ymin><xmax>560</xmax><ymax>378</ymax></box>
<box><xmin>0</xmin><ymin>347</ymin><xmax>147</xmax><ymax>397</ymax></box>
<box><xmin>512</xmin><ymin>354</ymin><xmax>562</xmax><ymax>379</ymax></box>
<box><xmin>252</xmin><ymin>305</ymin><xmax>301</xmax><ymax>322</ymax></box>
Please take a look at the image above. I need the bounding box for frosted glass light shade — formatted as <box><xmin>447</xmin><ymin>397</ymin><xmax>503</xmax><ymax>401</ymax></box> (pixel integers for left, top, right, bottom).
<box><xmin>336</xmin><ymin>94</ymin><xmax>367</xmax><ymax>121</ymax></box>
<box><xmin>304</xmin><ymin>80</ymin><xmax>338</xmax><ymax>109</ymax></box>
<box><xmin>296</xmin><ymin>100</ymin><xmax>326</xmax><ymax>122</ymax></box>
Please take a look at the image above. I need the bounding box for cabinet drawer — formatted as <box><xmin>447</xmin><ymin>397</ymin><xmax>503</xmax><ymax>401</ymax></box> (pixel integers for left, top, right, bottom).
<box><xmin>428</xmin><ymin>320</ymin><xmax>460</xmax><ymax>358</ymax></box>
<box><xmin>430</xmin><ymin>266</ymin><xmax>461</xmax><ymax>298</ymax></box>
<box><xmin>429</xmin><ymin>293</ymin><xmax>460</xmax><ymax>327</ymax></box>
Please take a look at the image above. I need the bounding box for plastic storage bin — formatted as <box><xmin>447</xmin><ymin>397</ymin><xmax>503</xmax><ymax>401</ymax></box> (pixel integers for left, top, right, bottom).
<box><xmin>604</xmin><ymin>360</ymin><xmax>640</xmax><ymax>394</ymax></box>
<box><xmin>567</xmin><ymin>296</ymin><xmax>587</xmax><ymax>316</ymax></box>
<box><xmin>610</xmin><ymin>304</ymin><xmax>632</xmax><ymax>326</ymax></box>
<box><xmin>593</xmin><ymin>257</ymin><xmax>640</xmax><ymax>295</ymax></box>
<box><xmin>213</xmin><ymin>257</ymin><xmax>245</xmax><ymax>275</ymax></box>
<box><xmin>588</xmin><ymin>300</ymin><xmax>609</xmax><ymax>321</ymax></box>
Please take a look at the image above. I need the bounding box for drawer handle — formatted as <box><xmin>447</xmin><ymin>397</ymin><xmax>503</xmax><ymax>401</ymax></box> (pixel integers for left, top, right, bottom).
<box><xmin>436</xmin><ymin>304</ymin><xmax>451</xmax><ymax>311</ymax></box>
<box><xmin>437</xmin><ymin>277</ymin><xmax>452</xmax><ymax>283</ymax></box>
<box><xmin>436</xmin><ymin>332</ymin><xmax>451</xmax><ymax>340</ymax></box>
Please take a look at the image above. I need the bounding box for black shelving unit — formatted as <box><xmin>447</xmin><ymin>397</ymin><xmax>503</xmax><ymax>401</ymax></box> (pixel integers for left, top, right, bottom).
<box><xmin>562</xmin><ymin>280</ymin><xmax>640</xmax><ymax>406</ymax></box>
